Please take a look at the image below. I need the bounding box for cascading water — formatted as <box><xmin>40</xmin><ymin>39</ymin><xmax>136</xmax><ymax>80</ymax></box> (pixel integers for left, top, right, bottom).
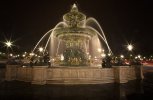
<box><xmin>32</xmin><ymin>4</ymin><xmax>112</xmax><ymax>67</ymax></box>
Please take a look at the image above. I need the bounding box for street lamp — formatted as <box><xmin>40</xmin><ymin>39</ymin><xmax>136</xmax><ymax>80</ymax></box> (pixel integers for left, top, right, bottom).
<box><xmin>127</xmin><ymin>44</ymin><xmax>133</xmax><ymax>51</ymax></box>
<box><xmin>38</xmin><ymin>47</ymin><xmax>44</xmax><ymax>53</ymax></box>
<box><xmin>38</xmin><ymin>47</ymin><xmax>44</xmax><ymax>63</ymax></box>
<box><xmin>4</xmin><ymin>41</ymin><xmax>13</xmax><ymax>48</ymax></box>
<box><xmin>127</xmin><ymin>44</ymin><xmax>134</xmax><ymax>65</ymax></box>
<box><xmin>4</xmin><ymin>41</ymin><xmax>13</xmax><ymax>59</ymax></box>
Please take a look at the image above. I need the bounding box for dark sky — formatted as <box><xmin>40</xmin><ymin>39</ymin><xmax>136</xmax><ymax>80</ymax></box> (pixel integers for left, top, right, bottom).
<box><xmin>0</xmin><ymin>0</ymin><xmax>152</xmax><ymax>56</ymax></box>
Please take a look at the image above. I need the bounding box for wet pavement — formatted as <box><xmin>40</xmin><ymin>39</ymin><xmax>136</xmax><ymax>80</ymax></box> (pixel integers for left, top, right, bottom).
<box><xmin>0</xmin><ymin>66</ymin><xmax>153</xmax><ymax>100</ymax></box>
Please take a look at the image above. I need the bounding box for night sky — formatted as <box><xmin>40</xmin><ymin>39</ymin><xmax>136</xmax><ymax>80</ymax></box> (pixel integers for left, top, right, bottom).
<box><xmin>0</xmin><ymin>0</ymin><xmax>152</xmax><ymax>56</ymax></box>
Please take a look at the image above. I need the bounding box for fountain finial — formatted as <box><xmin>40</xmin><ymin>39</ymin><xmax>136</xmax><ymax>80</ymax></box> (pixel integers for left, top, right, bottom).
<box><xmin>73</xmin><ymin>3</ymin><xmax>77</xmax><ymax>8</ymax></box>
<box><xmin>63</xmin><ymin>3</ymin><xmax>86</xmax><ymax>27</ymax></box>
<box><xmin>71</xmin><ymin>3</ymin><xmax>78</xmax><ymax>12</ymax></box>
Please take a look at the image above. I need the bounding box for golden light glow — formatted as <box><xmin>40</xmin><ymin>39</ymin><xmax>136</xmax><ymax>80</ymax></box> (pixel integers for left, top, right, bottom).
<box><xmin>101</xmin><ymin>53</ymin><xmax>106</xmax><ymax>58</ymax></box>
<box><xmin>29</xmin><ymin>53</ymin><xmax>34</xmax><ymax>56</ymax></box>
<box><xmin>60</xmin><ymin>54</ymin><xmax>64</xmax><ymax>61</ymax></box>
<box><xmin>120</xmin><ymin>55</ymin><xmax>124</xmax><ymax>58</ymax></box>
<box><xmin>97</xmin><ymin>48</ymin><xmax>102</xmax><ymax>52</ymax></box>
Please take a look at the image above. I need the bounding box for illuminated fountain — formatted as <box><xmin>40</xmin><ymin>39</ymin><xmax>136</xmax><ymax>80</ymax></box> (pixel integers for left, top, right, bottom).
<box><xmin>32</xmin><ymin>4</ymin><xmax>112</xmax><ymax>66</ymax></box>
<box><xmin>5</xmin><ymin>4</ymin><xmax>143</xmax><ymax>84</ymax></box>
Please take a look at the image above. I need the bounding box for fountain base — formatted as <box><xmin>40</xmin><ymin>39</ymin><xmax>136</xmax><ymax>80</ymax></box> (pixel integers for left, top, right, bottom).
<box><xmin>5</xmin><ymin>65</ymin><xmax>143</xmax><ymax>85</ymax></box>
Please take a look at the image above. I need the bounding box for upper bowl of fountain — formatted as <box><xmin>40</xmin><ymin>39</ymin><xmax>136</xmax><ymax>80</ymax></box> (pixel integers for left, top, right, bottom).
<box><xmin>54</xmin><ymin>4</ymin><xmax>96</xmax><ymax>40</ymax></box>
<box><xmin>63</xmin><ymin>4</ymin><xmax>86</xmax><ymax>27</ymax></box>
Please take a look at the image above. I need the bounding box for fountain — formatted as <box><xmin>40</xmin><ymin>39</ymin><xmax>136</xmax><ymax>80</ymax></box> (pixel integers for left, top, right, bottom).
<box><xmin>32</xmin><ymin>4</ymin><xmax>112</xmax><ymax>67</ymax></box>
<box><xmin>5</xmin><ymin>4</ymin><xmax>143</xmax><ymax>84</ymax></box>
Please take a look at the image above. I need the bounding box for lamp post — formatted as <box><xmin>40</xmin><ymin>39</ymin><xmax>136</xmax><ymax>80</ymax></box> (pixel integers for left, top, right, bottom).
<box><xmin>4</xmin><ymin>41</ymin><xmax>13</xmax><ymax>59</ymax></box>
<box><xmin>127</xmin><ymin>44</ymin><xmax>134</xmax><ymax>65</ymax></box>
<box><xmin>38</xmin><ymin>47</ymin><xmax>44</xmax><ymax>64</ymax></box>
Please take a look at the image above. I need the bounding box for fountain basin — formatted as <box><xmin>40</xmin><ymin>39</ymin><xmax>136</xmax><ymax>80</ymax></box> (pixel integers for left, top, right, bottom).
<box><xmin>5</xmin><ymin>65</ymin><xmax>143</xmax><ymax>85</ymax></box>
